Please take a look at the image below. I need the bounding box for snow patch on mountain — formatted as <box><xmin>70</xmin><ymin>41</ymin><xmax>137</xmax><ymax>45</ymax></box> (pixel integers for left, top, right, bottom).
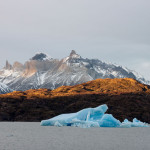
<box><xmin>0</xmin><ymin>82</ymin><xmax>13</xmax><ymax>94</ymax></box>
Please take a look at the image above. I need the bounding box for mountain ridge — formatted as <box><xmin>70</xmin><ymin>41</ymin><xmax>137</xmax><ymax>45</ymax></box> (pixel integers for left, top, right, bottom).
<box><xmin>0</xmin><ymin>50</ymin><xmax>149</xmax><ymax>91</ymax></box>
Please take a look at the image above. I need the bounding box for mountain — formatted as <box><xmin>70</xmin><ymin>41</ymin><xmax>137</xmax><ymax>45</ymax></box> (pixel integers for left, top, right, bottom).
<box><xmin>0</xmin><ymin>82</ymin><xmax>13</xmax><ymax>94</ymax></box>
<box><xmin>0</xmin><ymin>78</ymin><xmax>150</xmax><ymax>122</ymax></box>
<box><xmin>0</xmin><ymin>50</ymin><xmax>149</xmax><ymax>91</ymax></box>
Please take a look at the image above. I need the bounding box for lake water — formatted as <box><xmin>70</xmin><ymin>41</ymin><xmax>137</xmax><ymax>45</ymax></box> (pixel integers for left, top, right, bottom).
<box><xmin>0</xmin><ymin>122</ymin><xmax>150</xmax><ymax>150</ymax></box>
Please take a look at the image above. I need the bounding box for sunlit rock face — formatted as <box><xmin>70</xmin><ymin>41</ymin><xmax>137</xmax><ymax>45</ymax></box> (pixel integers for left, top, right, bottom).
<box><xmin>0</xmin><ymin>50</ymin><xmax>149</xmax><ymax>91</ymax></box>
<box><xmin>2</xmin><ymin>78</ymin><xmax>150</xmax><ymax>97</ymax></box>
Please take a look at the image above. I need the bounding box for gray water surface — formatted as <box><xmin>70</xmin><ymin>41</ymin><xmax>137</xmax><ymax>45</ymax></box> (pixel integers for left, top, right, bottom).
<box><xmin>0</xmin><ymin>122</ymin><xmax>150</xmax><ymax>150</ymax></box>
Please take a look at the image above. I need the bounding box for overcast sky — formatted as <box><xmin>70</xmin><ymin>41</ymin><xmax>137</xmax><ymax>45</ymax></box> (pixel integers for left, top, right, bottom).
<box><xmin>0</xmin><ymin>0</ymin><xmax>150</xmax><ymax>80</ymax></box>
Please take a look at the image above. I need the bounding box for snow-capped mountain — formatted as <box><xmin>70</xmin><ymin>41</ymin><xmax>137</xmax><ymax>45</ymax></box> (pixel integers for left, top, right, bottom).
<box><xmin>0</xmin><ymin>50</ymin><xmax>149</xmax><ymax>91</ymax></box>
<box><xmin>0</xmin><ymin>82</ymin><xmax>13</xmax><ymax>94</ymax></box>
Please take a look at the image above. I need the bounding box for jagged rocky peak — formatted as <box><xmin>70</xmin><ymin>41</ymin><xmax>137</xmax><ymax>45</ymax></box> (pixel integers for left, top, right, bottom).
<box><xmin>31</xmin><ymin>52</ymin><xmax>51</xmax><ymax>61</ymax></box>
<box><xmin>13</xmin><ymin>61</ymin><xmax>23</xmax><ymax>68</ymax></box>
<box><xmin>69</xmin><ymin>50</ymin><xmax>81</xmax><ymax>59</ymax></box>
<box><xmin>4</xmin><ymin>60</ymin><xmax>12</xmax><ymax>70</ymax></box>
<box><xmin>62</xmin><ymin>50</ymin><xmax>82</xmax><ymax>63</ymax></box>
<box><xmin>13</xmin><ymin>61</ymin><xmax>24</xmax><ymax>71</ymax></box>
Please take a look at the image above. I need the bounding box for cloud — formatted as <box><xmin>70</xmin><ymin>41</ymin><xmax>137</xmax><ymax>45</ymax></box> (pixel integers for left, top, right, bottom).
<box><xmin>0</xmin><ymin>0</ymin><xmax>150</xmax><ymax>80</ymax></box>
<box><xmin>141</xmin><ymin>62</ymin><xmax>150</xmax><ymax>68</ymax></box>
<box><xmin>133</xmin><ymin>62</ymin><xmax>150</xmax><ymax>80</ymax></box>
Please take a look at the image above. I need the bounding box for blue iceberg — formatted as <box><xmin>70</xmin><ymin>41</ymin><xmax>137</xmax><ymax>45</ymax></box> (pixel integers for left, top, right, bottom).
<box><xmin>41</xmin><ymin>104</ymin><xmax>149</xmax><ymax>128</ymax></box>
<box><xmin>120</xmin><ymin>118</ymin><xmax>149</xmax><ymax>128</ymax></box>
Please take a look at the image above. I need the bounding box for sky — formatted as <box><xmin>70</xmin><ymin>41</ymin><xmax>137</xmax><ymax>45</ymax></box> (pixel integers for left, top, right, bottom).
<box><xmin>0</xmin><ymin>0</ymin><xmax>150</xmax><ymax>80</ymax></box>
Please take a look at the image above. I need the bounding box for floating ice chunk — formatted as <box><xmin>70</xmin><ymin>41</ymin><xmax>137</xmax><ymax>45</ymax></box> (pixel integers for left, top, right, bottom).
<box><xmin>121</xmin><ymin>118</ymin><xmax>149</xmax><ymax>128</ymax></box>
<box><xmin>41</xmin><ymin>104</ymin><xmax>149</xmax><ymax>128</ymax></box>
<box><xmin>54</xmin><ymin>121</ymin><xmax>63</xmax><ymax>127</ymax></box>
<box><xmin>99</xmin><ymin>114</ymin><xmax>121</xmax><ymax>127</ymax></box>
<box><xmin>41</xmin><ymin>104</ymin><xmax>108</xmax><ymax>127</ymax></box>
<box><xmin>70</xmin><ymin>120</ymin><xmax>100</xmax><ymax>128</ymax></box>
<box><xmin>120</xmin><ymin>119</ymin><xmax>132</xmax><ymax>128</ymax></box>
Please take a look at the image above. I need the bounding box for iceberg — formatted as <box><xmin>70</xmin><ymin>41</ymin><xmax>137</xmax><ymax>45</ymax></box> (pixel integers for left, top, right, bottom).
<box><xmin>120</xmin><ymin>118</ymin><xmax>149</xmax><ymax>128</ymax></box>
<box><xmin>41</xmin><ymin>104</ymin><xmax>149</xmax><ymax>128</ymax></box>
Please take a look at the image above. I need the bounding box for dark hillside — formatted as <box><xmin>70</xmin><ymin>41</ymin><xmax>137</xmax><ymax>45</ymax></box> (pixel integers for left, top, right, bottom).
<box><xmin>0</xmin><ymin>78</ymin><xmax>150</xmax><ymax>123</ymax></box>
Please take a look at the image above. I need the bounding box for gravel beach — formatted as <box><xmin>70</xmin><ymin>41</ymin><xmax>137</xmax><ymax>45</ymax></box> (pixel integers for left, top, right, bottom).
<box><xmin>0</xmin><ymin>122</ymin><xmax>150</xmax><ymax>150</ymax></box>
